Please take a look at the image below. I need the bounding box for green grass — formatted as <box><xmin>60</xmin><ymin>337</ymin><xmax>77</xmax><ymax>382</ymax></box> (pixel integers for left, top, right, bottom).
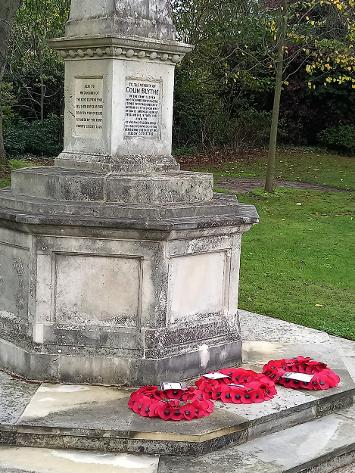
<box><xmin>0</xmin><ymin>158</ymin><xmax>37</xmax><ymax>188</ymax></box>
<box><xmin>0</xmin><ymin>178</ymin><xmax>10</xmax><ymax>187</ymax></box>
<box><xmin>237</xmin><ymin>187</ymin><xmax>355</xmax><ymax>339</ymax></box>
<box><xmin>192</xmin><ymin>148</ymin><xmax>355</xmax><ymax>190</ymax></box>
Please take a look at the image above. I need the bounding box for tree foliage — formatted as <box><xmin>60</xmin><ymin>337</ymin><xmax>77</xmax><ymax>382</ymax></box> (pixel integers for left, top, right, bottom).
<box><xmin>1</xmin><ymin>0</ymin><xmax>354</xmax><ymax>161</ymax></box>
<box><xmin>0</xmin><ymin>0</ymin><xmax>21</xmax><ymax>162</ymax></box>
<box><xmin>261</xmin><ymin>0</ymin><xmax>354</xmax><ymax>190</ymax></box>
<box><xmin>5</xmin><ymin>0</ymin><xmax>70</xmax><ymax>121</ymax></box>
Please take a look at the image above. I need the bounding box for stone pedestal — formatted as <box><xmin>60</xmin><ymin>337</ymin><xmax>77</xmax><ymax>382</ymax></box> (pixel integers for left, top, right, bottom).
<box><xmin>0</xmin><ymin>0</ymin><xmax>258</xmax><ymax>385</ymax></box>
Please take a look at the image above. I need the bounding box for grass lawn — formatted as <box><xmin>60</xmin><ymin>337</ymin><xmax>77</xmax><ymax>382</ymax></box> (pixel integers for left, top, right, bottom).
<box><xmin>236</xmin><ymin>187</ymin><xmax>354</xmax><ymax>340</ymax></box>
<box><xmin>183</xmin><ymin>147</ymin><xmax>355</xmax><ymax>190</ymax></box>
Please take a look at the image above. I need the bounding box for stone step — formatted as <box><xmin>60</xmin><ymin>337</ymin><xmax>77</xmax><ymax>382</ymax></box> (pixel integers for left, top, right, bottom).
<box><xmin>0</xmin><ymin>359</ymin><xmax>354</xmax><ymax>456</ymax></box>
<box><xmin>158</xmin><ymin>404</ymin><xmax>355</xmax><ymax>472</ymax></box>
<box><xmin>0</xmin><ymin>187</ymin><xmax>258</xmax><ymax>228</ymax></box>
<box><xmin>1</xmin><ymin>405</ymin><xmax>354</xmax><ymax>473</ymax></box>
<box><xmin>11</xmin><ymin>166</ymin><xmax>213</xmax><ymax>205</ymax></box>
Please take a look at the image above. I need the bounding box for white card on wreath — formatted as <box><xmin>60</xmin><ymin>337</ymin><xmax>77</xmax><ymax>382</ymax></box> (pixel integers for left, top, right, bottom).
<box><xmin>203</xmin><ymin>372</ymin><xmax>230</xmax><ymax>380</ymax></box>
<box><xmin>160</xmin><ymin>382</ymin><xmax>184</xmax><ymax>391</ymax></box>
<box><xmin>282</xmin><ymin>372</ymin><xmax>314</xmax><ymax>383</ymax></box>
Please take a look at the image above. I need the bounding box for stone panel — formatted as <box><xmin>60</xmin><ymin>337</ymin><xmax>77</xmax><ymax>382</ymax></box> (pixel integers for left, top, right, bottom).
<box><xmin>168</xmin><ymin>252</ymin><xmax>227</xmax><ymax>323</ymax></box>
<box><xmin>54</xmin><ymin>254</ymin><xmax>141</xmax><ymax>327</ymax></box>
<box><xmin>0</xmin><ymin>241</ymin><xmax>29</xmax><ymax>321</ymax></box>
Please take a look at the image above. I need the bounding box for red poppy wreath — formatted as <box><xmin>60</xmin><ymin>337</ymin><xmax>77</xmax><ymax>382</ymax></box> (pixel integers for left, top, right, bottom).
<box><xmin>262</xmin><ymin>356</ymin><xmax>340</xmax><ymax>390</ymax></box>
<box><xmin>128</xmin><ymin>385</ymin><xmax>214</xmax><ymax>421</ymax></box>
<box><xmin>195</xmin><ymin>368</ymin><xmax>277</xmax><ymax>404</ymax></box>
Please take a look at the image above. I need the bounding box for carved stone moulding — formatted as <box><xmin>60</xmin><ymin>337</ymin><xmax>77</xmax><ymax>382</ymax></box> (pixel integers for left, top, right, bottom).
<box><xmin>49</xmin><ymin>35</ymin><xmax>193</xmax><ymax>64</ymax></box>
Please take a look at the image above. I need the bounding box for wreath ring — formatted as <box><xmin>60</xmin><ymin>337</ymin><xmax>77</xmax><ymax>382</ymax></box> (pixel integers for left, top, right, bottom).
<box><xmin>262</xmin><ymin>356</ymin><xmax>340</xmax><ymax>390</ymax></box>
<box><xmin>195</xmin><ymin>368</ymin><xmax>277</xmax><ymax>404</ymax></box>
<box><xmin>128</xmin><ymin>386</ymin><xmax>214</xmax><ymax>421</ymax></box>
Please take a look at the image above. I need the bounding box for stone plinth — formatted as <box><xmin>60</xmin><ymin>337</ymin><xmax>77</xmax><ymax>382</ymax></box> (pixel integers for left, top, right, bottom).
<box><xmin>49</xmin><ymin>34</ymin><xmax>191</xmax><ymax>170</ymax></box>
<box><xmin>0</xmin><ymin>0</ymin><xmax>259</xmax><ymax>385</ymax></box>
<box><xmin>0</xmin><ymin>197</ymin><xmax>257</xmax><ymax>384</ymax></box>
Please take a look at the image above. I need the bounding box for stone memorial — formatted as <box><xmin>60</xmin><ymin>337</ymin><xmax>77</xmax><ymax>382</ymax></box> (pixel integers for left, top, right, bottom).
<box><xmin>0</xmin><ymin>0</ymin><xmax>258</xmax><ymax>385</ymax></box>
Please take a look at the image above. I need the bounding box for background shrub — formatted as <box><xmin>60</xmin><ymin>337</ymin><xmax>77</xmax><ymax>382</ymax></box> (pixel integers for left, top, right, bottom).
<box><xmin>4</xmin><ymin>115</ymin><xmax>63</xmax><ymax>157</ymax></box>
<box><xmin>318</xmin><ymin>125</ymin><xmax>355</xmax><ymax>155</ymax></box>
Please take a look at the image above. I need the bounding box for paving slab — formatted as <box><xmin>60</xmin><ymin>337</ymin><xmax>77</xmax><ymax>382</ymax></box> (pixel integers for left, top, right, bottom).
<box><xmin>240</xmin><ymin>310</ymin><xmax>331</xmax><ymax>344</ymax></box>
<box><xmin>158</xmin><ymin>409</ymin><xmax>355</xmax><ymax>473</ymax></box>
<box><xmin>19</xmin><ymin>384</ymin><xmax>130</xmax><ymax>421</ymax></box>
<box><xmin>236</xmin><ymin>410</ymin><xmax>355</xmax><ymax>472</ymax></box>
<box><xmin>242</xmin><ymin>340</ymin><xmax>349</xmax><ymax>368</ymax></box>
<box><xmin>0</xmin><ymin>372</ymin><xmax>39</xmax><ymax>424</ymax></box>
<box><xmin>0</xmin><ymin>446</ymin><xmax>159</xmax><ymax>473</ymax></box>
<box><xmin>158</xmin><ymin>448</ymin><xmax>282</xmax><ymax>473</ymax></box>
<box><xmin>331</xmin><ymin>336</ymin><xmax>355</xmax><ymax>383</ymax></box>
<box><xmin>331</xmin><ymin>337</ymin><xmax>355</xmax><ymax>358</ymax></box>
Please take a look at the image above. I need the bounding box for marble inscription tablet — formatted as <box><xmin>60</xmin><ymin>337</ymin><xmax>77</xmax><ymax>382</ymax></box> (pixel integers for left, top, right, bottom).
<box><xmin>75</xmin><ymin>77</ymin><xmax>103</xmax><ymax>137</ymax></box>
<box><xmin>124</xmin><ymin>79</ymin><xmax>161</xmax><ymax>139</ymax></box>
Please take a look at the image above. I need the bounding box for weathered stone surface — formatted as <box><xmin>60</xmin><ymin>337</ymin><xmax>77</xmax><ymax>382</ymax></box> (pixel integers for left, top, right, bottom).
<box><xmin>158</xmin><ymin>409</ymin><xmax>355</xmax><ymax>472</ymax></box>
<box><xmin>0</xmin><ymin>358</ymin><xmax>353</xmax><ymax>456</ymax></box>
<box><xmin>0</xmin><ymin>209</ymin><xmax>250</xmax><ymax>385</ymax></box>
<box><xmin>0</xmin><ymin>446</ymin><xmax>159</xmax><ymax>473</ymax></box>
<box><xmin>0</xmin><ymin>338</ymin><xmax>243</xmax><ymax>386</ymax></box>
<box><xmin>242</xmin><ymin>340</ymin><xmax>350</xmax><ymax>369</ymax></box>
<box><xmin>158</xmin><ymin>450</ymin><xmax>282</xmax><ymax>473</ymax></box>
<box><xmin>0</xmin><ymin>191</ymin><xmax>258</xmax><ymax>226</ymax></box>
<box><xmin>66</xmin><ymin>0</ymin><xmax>177</xmax><ymax>40</ymax></box>
<box><xmin>48</xmin><ymin>36</ymin><xmax>191</xmax><ymax>170</ymax></box>
<box><xmin>237</xmin><ymin>410</ymin><xmax>355</xmax><ymax>472</ymax></box>
<box><xmin>0</xmin><ymin>372</ymin><xmax>39</xmax><ymax>425</ymax></box>
<box><xmin>11</xmin><ymin>167</ymin><xmax>213</xmax><ymax>204</ymax></box>
<box><xmin>55</xmin><ymin>152</ymin><xmax>180</xmax><ymax>174</ymax></box>
<box><xmin>20</xmin><ymin>384</ymin><xmax>129</xmax><ymax>421</ymax></box>
<box><xmin>240</xmin><ymin>310</ymin><xmax>330</xmax><ymax>344</ymax></box>
<box><xmin>0</xmin><ymin>318</ymin><xmax>355</xmax><ymax>460</ymax></box>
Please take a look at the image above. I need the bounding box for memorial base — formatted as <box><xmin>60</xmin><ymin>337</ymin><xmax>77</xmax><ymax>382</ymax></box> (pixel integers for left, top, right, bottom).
<box><xmin>0</xmin><ymin>185</ymin><xmax>257</xmax><ymax>385</ymax></box>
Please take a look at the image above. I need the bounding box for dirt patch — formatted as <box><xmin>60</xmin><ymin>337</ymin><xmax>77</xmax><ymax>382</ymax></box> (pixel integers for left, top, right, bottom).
<box><xmin>216</xmin><ymin>177</ymin><xmax>346</xmax><ymax>193</ymax></box>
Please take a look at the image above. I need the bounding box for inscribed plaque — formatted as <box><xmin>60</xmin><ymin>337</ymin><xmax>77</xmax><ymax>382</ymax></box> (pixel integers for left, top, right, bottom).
<box><xmin>75</xmin><ymin>77</ymin><xmax>104</xmax><ymax>137</ymax></box>
<box><xmin>124</xmin><ymin>79</ymin><xmax>161</xmax><ymax>139</ymax></box>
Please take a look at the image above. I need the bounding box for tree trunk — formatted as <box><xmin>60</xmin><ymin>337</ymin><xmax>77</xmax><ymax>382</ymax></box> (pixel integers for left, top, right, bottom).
<box><xmin>264</xmin><ymin>1</ymin><xmax>287</xmax><ymax>193</ymax></box>
<box><xmin>40</xmin><ymin>77</ymin><xmax>45</xmax><ymax>122</ymax></box>
<box><xmin>0</xmin><ymin>0</ymin><xmax>21</xmax><ymax>164</ymax></box>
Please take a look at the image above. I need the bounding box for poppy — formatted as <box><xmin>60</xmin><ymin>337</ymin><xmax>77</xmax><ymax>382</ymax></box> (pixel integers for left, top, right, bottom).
<box><xmin>220</xmin><ymin>390</ymin><xmax>233</xmax><ymax>403</ymax></box>
<box><xmin>164</xmin><ymin>389</ymin><xmax>183</xmax><ymax>400</ymax></box>
<box><xmin>139</xmin><ymin>398</ymin><xmax>153</xmax><ymax>417</ymax></box>
<box><xmin>171</xmin><ymin>408</ymin><xmax>184</xmax><ymax>421</ymax></box>
<box><xmin>156</xmin><ymin>402</ymin><xmax>173</xmax><ymax>420</ymax></box>
<box><xmin>182</xmin><ymin>404</ymin><xmax>195</xmax><ymax>420</ymax></box>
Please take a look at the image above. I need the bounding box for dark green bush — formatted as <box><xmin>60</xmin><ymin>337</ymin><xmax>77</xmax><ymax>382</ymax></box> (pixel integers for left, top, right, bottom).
<box><xmin>4</xmin><ymin>115</ymin><xmax>63</xmax><ymax>157</ymax></box>
<box><xmin>318</xmin><ymin>125</ymin><xmax>355</xmax><ymax>155</ymax></box>
<box><xmin>3</xmin><ymin>118</ymin><xmax>28</xmax><ymax>155</ymax></box>
<box><xmin>226</xmin><ymin>109</ymin><xmax>273</xmax><ymax>149</ymax></box>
